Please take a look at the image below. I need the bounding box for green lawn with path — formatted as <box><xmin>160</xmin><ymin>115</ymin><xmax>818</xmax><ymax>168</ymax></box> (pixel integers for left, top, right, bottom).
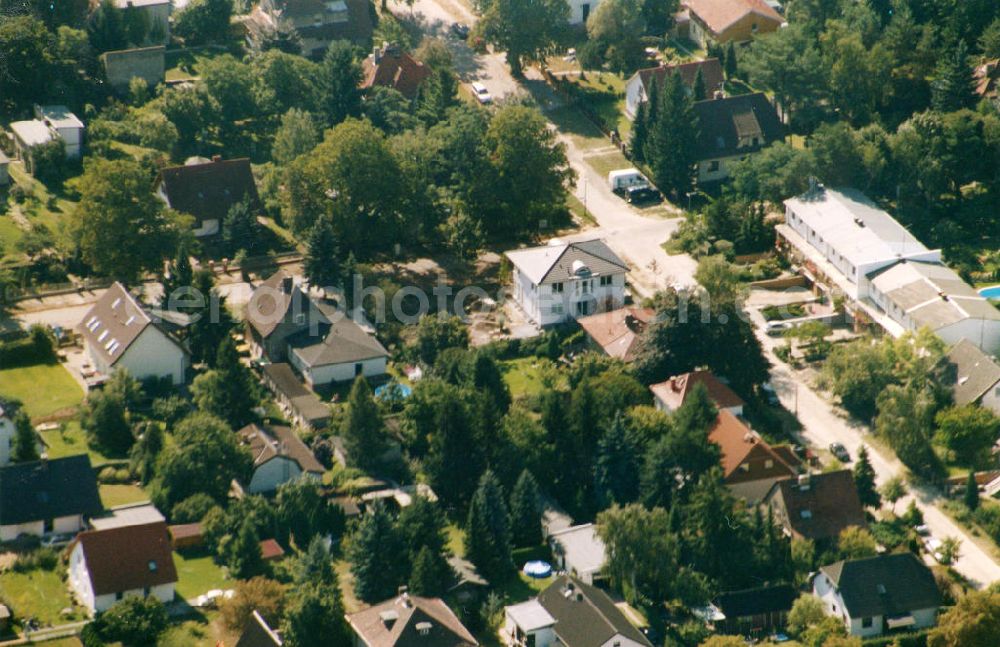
<box><xmin>0</xmin><ymin>566</ymin><xmax>84</xmax><ymax>626</ymax></box>
<box><xmin>501</xmin><ymin>357</ymin><xmax>561</xmax><ymax>400</ymax></box>
<box><xmin>172</xmin><ymin>550</ymin><xmax>231</xmax><ymax>601</ymax></box>
<box><xmin>0</xmin><ymin>362</ymin><xmax>83</xmax><ymax>419</ymax></box>
<box><xmin>39</xmin><ymin>420</ymin><xmax>116</xmax><ymax>466</ymax></box>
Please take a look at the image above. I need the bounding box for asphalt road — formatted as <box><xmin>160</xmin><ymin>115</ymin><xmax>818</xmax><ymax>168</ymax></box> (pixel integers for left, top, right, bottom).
<box><xmin>747</xmin><ymin>300</ymin><xmax>1000</xmax><ymax>588</ymax></box>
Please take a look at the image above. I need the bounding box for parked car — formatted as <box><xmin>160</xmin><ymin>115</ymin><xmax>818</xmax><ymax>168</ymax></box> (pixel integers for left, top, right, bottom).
<box><xmin>608</xmin><ymin>168</ymin><xmax>648</xmax><ymax>193</ymax></box>
<box><xmin>450</xmin><ymin>22</ymin><xmax>470</xmax><ymax>39</ymax></box>
<box><xmin>914</xmin><ymin>524</ymin><xmax>931</xmax><ymax>537</ymax></box>
<box><xmin>761</xmin><ymin>382</ymin><xmax>780</xmax><ymax>405</ymax></box>
<box><xmin>625</xmin><ymin>185</ymin><xmax>660</xmax><ymax>204</ymax></box>
<box><xmin>471</xmin><ymin>82</ymin><xmax>492</xmax><ymax>104</ymax></box>
<box><xmin>41</xmin><ymin>533</ymin><xmax>74</xmax><ymax>547</ymax></box>
<box><xmin>829</xmin><ymin>442</ymin><xmax>851</xmax><ymax>463</ymax></box>
<box><xmin>765</xmin><ymin>321</ymin><xmax>793</xmax><ymax>336</ymax></box>
<box><xmin>924</xmin><ymin>537</ymin><xmax>945</xmax><ymax>563</ymax></box>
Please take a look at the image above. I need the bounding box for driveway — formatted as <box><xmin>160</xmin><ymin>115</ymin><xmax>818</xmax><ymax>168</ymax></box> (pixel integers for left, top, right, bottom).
<box><xmin>401</xmin><ymin>0</ymin><xmax>697</xmax><ymax>298</ymax></box>
<box><xmin>748</xmin><ymin>302</ymin><xmax>1000</xmax><ymax>588</ymax></box>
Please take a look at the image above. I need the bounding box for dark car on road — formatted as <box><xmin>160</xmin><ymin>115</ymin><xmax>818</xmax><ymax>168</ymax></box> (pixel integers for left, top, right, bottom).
<box><xmin>829</xmin><ymin>442</ymin><xmax>851</xmax><ymax>463</ymax></box>
<box><xmin>625</xmin><ymin>185</ymin><xmax>660</xmax><ymax>204</ymax></box>
<box><xmin>451</xmin><ymin>22</ymin><xmax>470</xmax><ymax>39</ymax></box>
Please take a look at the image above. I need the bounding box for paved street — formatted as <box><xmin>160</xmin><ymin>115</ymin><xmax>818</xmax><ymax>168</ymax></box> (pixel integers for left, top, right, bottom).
<box><xmin>747</xmin><ymin>297</ymin><xmax>1000</xmax><ymax>588</ymax></box>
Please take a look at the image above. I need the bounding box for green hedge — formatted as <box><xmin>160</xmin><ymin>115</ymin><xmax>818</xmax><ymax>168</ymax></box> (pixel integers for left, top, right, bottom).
<box><xmin>0</xmin><ymin>325</ymin><xmax>55</xmax><ymax>368</ymax></box>
<box><xmin>862</xmin><ymin>628</ymin><xmax>930</xmax><ymax>647</ymax></box>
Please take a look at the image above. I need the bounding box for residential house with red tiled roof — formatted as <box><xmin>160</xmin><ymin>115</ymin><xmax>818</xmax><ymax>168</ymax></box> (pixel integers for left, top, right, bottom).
<box><xmin>577</xmin><ymin>307</ymin><xmax>654</xmax><ymax>363</ymax></box>
<box><xmin>649</xmin><ymin>370</ymin><xmax>745</xmax><ymax>415</ymax></box>
<box><xmin>362</xmin><ymin>44</ymin><xmax>432</xmax><ymax>100</ymax></box>
<box><xmin>68</xmin><ymin>521</ymin><xmax>178</xmax><ymax>614</ymax></box>
<box><xmin>764</xmin><ymin>470</ymin><xmax>868</xmax><ymax>542</ymax></box>
<box><xmin>681</xmin><ymin>0</ymin><xmax>783</xmax><ymax>48</ymax></box>
<box><xmin>624</xmin><ymin>58</ymin><xmax>724</xmax><ymax>119</ymax></box>
<box><xmin>238</xmin><ymin>422</ymin><xmax>325</xmax><ymax>494</ymax></box>
<box><xmin>710</xmin><ymin>409</ymin><xmax>799</xmax><ymax>501</ymax></box>
<box><xmin>346</xmin><ymin>590</ymin><xmax>477</xmax><ymax>647</ymax></box>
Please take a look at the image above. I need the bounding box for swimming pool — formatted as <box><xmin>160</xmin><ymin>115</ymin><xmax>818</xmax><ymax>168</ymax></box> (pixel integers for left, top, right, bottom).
<box><xmin>980</xmin><ymin>285</ymin><xmax>1000</xmax><ymax>299</ymax></box>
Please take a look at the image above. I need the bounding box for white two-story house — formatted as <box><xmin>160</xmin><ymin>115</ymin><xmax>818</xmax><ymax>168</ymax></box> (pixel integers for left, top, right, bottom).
<box><xmin>505</xmin><ymin>239</ymin><xmax>628</xmax><ymax>327</ymax></box>
<box><xmin>812</xmin><ymin>553</ymin><xmax>940</xmax><ymax>638</ymax></box>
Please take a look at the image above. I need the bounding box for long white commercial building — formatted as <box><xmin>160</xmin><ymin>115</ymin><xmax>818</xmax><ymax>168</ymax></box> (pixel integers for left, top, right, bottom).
<box><xmin>778</xmin><ymin>186</ymin><xmax>1000</xmax><ymax>353</ymax></box>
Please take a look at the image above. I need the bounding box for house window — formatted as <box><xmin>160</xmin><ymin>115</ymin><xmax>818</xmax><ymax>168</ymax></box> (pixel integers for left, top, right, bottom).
<box><xmin>765</xmin><ymin>459</ymin><xmax>773</xmax><ymax>468</ymax></box>
<box><xmin>552</xmin><ymin>303</ymin><xmax>564</xmax><ymax>315</ymax></box>
<box><xmin>740</xmin><ymin>463</ymin><xmax>750</xmax><ymax>472</ymax></box>
<box><xmin>526</xmin><ymin>635</ymin><xmax>536</xmax><ymax>647</ymax></box>
<box><xmin>751</xmin><ymin>22</ymin><xmax>759</xmax><ymax>33</ymax></box>
<box><xmin>355</xmin><ymin>363</ymin><xmax>363</xmax><ymax>376</ymax></box>
<box><xmin>708</xmin><ymin>160</ymin><xmax>720</xmax><ymax>172</ymax></box>
<box><xmin>599</xmin><ymin>275</ymin><xmax>613</xmax><ymax>287</ymax></box>
<box><xmin>576</xmin><ymin>301</ymin><xmax>592</xmax><ymax>316</ymax></box>
<box><xmin>552</xmin><ymin>282</ymin><xmax>564</xmax><ymax>293</ymax></box>
<box><xmin>578</xmin><ymin>279</ymin><xmax>592</xmax><ymax>294</ymax></box>
<box><xmin>580</xmin><ymin>2</ymin><xmax>591</xmax><ymax>21</ymax></box>
<box><xmin>116</xmin><ymin>592</ymin><xmax>124</xmax><ymax>601</ymax></box>
<box><xmin>862</xmin><ymin>617</ymin><xmax>873</xmax><ymax>628</ymax></box>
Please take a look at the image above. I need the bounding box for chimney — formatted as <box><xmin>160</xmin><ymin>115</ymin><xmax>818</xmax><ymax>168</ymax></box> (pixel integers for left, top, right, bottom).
<box><xmin>212</xmin><ymin>154</ymin><xmax>222</xmax><ymax>163</ymax></box>
<box><xmin>713</xmin><ymin>90</ymin><xmax>724</xmax><ymax>100</ymax></box>
<box><xmin>281</xmin><ymin>276</ymin><xmax>293</xmax><ymax>295</ymax></box>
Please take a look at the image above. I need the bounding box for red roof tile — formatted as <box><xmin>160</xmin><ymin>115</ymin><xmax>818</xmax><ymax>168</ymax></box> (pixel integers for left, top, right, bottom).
<box><xmin>709</xmin><ymin>410</ymin><xmax>797</xmax><ymax>483</ymax></box>
<box><xmin>72</xmin><ymin>521</ymin><xmax>178</xmax><ymax>596</ymax></box>
<box><xmin>684</xmin><ymin>0</ymin><xmax>783</xmax><ymax>36</ymax></box>
<box><xmin>650</xmin><ymin>370</ymin><xmax>745</xmax><ymax>411</ymax></box>
<box><xmin>361</xmin><ymin>46</ymin><xmax>432</xmax><ymax>100</ymax></box>
<box><xmin>577</xmin><ymin>307</ymin><xmax>654</xmax><ymax>362</ymax></box>
<box><xmin>259</xmin><ymin>538</ymin><xmax>285</xmax><ymax>561</ymax></box>
<box><xmin>636</xmin><ymin>58</ymin><xmax>724</xmax><ymax>97</ymax></box>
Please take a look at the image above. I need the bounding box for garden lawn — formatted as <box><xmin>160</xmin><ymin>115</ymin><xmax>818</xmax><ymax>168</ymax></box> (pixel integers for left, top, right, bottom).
<box><xmin>0</xmin><ymin>362</ymin><xmax>83</xmax><ymax>419</ymax></box>
<box><xmin>158</xmin><ymin>612</ymin><xmax>236</xmax><ymax>647</ymax></box>
<box><xmin>500</xmin><ymin>357</ymin><xmax>558</xmax><ymax>400</ymax></box>
<box><xmin>100</xmin><ymin>483</ymin><xmax>149</xmax><ymax>508</ymax></box>
<box><xmin>39</xmin><ymin>420</ymin><xmax>116</xmax><ymax>466</ymax></box>
<box><xmin>172</xmin><ymin>550</ymin><xmax>230</xmax><ymax>601</ymax></box>
<box><xmin>0</xmin><ymin>567</ymin><xmax>83</xmax><ymax>626</ymax></box>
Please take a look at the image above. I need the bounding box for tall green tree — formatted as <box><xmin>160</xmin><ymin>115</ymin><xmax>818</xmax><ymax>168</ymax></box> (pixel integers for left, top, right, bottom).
<box><xmin>186</xmin><ymin>270</ymin><xmax>236</xmax><ymax>367</ymax></box>
<box><xmin>397</xmin><ymin>495</ymin><xmax>448</xmax><ymax>560</ymax></box>
<box><xmin>594</xmin><ymin>413</ymin><xmax>639</xmax><ymax>509</ymax></box>
<box><xmin>173</xmin><ymin>0</ymin><xmax>232</xmax><ymax>45</ymax></box>
<box><xmin>10</xmin><ymin>410</ymin><xmax>40</xmax><ymax>463</ymax></box>
<box><xmin>348</xmin><ymin>503</ymin><xmax>406</xmax><ymax>602</ymax></box>
<box><xmin>191</xmin><ymin>337</ymin><xmax>258</xmax><ymax>428</ymax></box>
<box><xmin>71</xmin><ymin>158</ymin><xmax>188</xmax><ymax>281</ymax></box>
<box><xmin>424</xmin><ymin>386</ymin><xmax>484</xmax><ymax>511</ymax></box>
<box><xmin>320</xmin><ymin>40</ymin><xmax>363</xmax><ymax>125</ymax></box>
<box><xmin>585</xmin><ymin>0</ymin><xmax>646</xmax><ymax>73</ymax></box>
<box><xmin>509</xmin><ymin>469</ymin><xmax>543</xmax><ymax>548</ymax></box>
<box><xmin>853</xmin><ymin>445</ymin><xmax>881</xmax><ymax>509</ymax></box>
<box><xmin>226</xmin><ymin>518</ymin><xmax>263</xmax><ymax>579</ymax></box>
<box><xmin>276</xmin><ymin>479</ymin><xmax>345</xmax><ymax>547</ymax></box>
<box><xmin>342</xmin><ymin>376</ymin><xmax>388</xmax><ymax>470</ymax></box>
<box><xmin>162</xmin><ymin>243</ymin><xmax>194</xmax><ymax>308</ymax></box>
<box><xmin>935</xmin><ymin>405</ymin><xmax>1000</xmax><ymax>468</ymax></box>
<box><xmin>129</xmin><ymin>422</ymin><xmax>164</xmax><ymax>485</ymax></box>
<box><xmin>465</xmin><ymin>470</ymin><xmax>514</xmax><ymax>583</ymax></box>
<box><xmin>596</xmin><ymin>503</ymin><xmax>679</xmax><ymax>606</ymax></box>
<box><xmin>408</xmin><ymin>545</ymin><xmax>452</xmax><ymax>596</ymax></box>
<box><xmin>80</xmin><ymin>382</ymin><xmax>133</xmax><ymax>455</ymax></box>
<box><xmin>151</xmin><ymin>411</ymin><xmax>253</xmax><ymax>511</ymax></box>
<box><xmin>272</xmin><ymin>108</ymin><xmax>320</xmax><ymax>166</ymax></box>
<box><xmin>303</xmin><ymin>215</ymin><xmax>341</xmax><ymax>291</ymax></box>
<box><xmin>477</xmin><ymin>0</ymin><xmax>569</xmax><ymax>75</ymax></box>
<box><xmin>965</xmin><ymin>471</ymin><xmax>980</xmax><ymax>511</ymax></box>
<box><xmin>222</xmin><ymin>198</ymin><xmax>261</xmax><ymax>257</ymax></box>
<box><xmin>281</xmin><ymin>585</ymin><xmax>348</xmax><ymax>647</ymax></box>
<box><xmin>646</xmin><ymin>71</ymin><xmax>698</xmax><ymax>197</ymax></box>
<box><xmin>472</xmin><ymin>352</ymin><xmax>511</xmax><ymax>415</ymax></box>
<box><xmin>724</xmin><ymin>41</ymin><xmax>737</xmax><ymax>78</ymax></box>
<box><xmin>931</xmin><ymin>40</ymin><xmax>977</xmax><ymax>112</ymax></box>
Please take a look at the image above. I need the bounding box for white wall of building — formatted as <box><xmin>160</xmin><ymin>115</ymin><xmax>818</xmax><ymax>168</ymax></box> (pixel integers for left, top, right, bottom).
<box><xmin>567</xmin><ymin>0</ymin><xmax>600</xmax><ymax>24</ymax></box>
<box><xmin>936</xmin><ymin>319</ymin><xmax>1000</xmax><ymax>356</ymax></box>
<box><xmin>0</xmin><ymin>416</ymin><xmax>13</xmax><ymax>466</ymax></box>
<box><xmin>503</xmin><ymin>613</ymin><xmax>556</xmax><ymax>647</ymax></box>
<box><xmin>812</xmin><ymin>571</ymin><xmax>937</xmax><ymax>638</ymax></box>
<box><xmin>91</xmin><ymin>325</ymin><xmax>187</xmax><ymax>385</ymax></box>
<box><xmin>697</xmin><ymin>155</ymin><xmax>742</xmax><ymax>184</ymax></box>
<box><xmin>599</xmin><ymin>635</ymin><xmax>648</xmax><ymax>647</ymax></box>
<box><xmin>513</xmin><ymin>271</ymin><xmax>626</xmax><ymax>327</ymax></box>
<box><xmin>291</xmin><ymin>352</ymin><xmax>387</xmax><ymax>386</ymax></box>
<box><xmin>0</xmin><ymin>514</ymin><xmax>83</xmax><ymax>541</ymax></box>
<box><xmin>247</xmin><ymin>457</ymin><xmax>321</xmax><ymax>494</ymax></box>
<box><xmin>624</xmin><ymin>75</ymin><xmax>645</xmax><ymax>120</ymax></box>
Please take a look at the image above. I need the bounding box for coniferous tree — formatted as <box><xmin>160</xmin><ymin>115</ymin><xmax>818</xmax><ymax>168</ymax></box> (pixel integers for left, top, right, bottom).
<box><xmin>594</xmin><ymin>413</ymin><xmax>639</xmax><ymax>509</ymax></box>
<box><xmin>646</xmin><ymin>71</ymin><xmax>698</xmax><ymax>197</ymax></box>
<box><xmin>129</xmin><ymin>421</ymin><xmax>164</xmax><ymax>484</ymax></box>
<box><xmin>282</xmin><ymin>584</ymin><xmax>348</xmax><ymax>646</ymax></box>
<box><xmin>408</xmin><ymin>545</ymin><xmax>452</xmax><ymax>597</ymax></box>
<box><xmin>693</xmin><ymin>66</ymin><xmax>707</xmax><ymax>101</ymax></box>
<box><xmin>11</xmin><ymin>411</ymin><xmax>40</xmax><ymax>463</ymax></box>
<box><xmin>965</xmin><ymin>471</ymin><xmax>980</xmax><ymax>511</ymax></box>
<box><xmin>187</xmin><ymin>270</ymin><xmax>235</xmax><ymax>367</ymax></box>
<box><xmin>227</xmin><ymin>519</ymin><xmax>263</xmax><ymax>579</ymax></box>
<box><xmin>191</xmin><ymin>337</ymin><xmax>258</xmax><ymax>428</ymax></box>
<box><xmin>853</xmin><ymin>445</ymin><xmax>881</xmax><ymax>508</ymax></box>
<box><xmin>294</xmin><ymin>536</ymin><xmax>338</xmax><ymax>587</ymax></box>
<box><xmin>397</xmin><ymin>495</ymin><xmax>448</xmax><ymax>561</ymax></box>
<box><xmin>640</xmin><ymin>77</ymin><xmax>660</xmax><ymax>162</ymax></box>
<box><xmin>303</xmin><ymin>216</ymin><xmax>341</xmax><ymax>292</ymax></box>
<box><xmin>349</xmin><ymin>503</ymin><xmax>405</xmax><ymax>602</ymax></box>
<box><xmin>725</xmin><ymin>41</ymin><xmax>738</xmax><ymax>78</ymax></box>
<box><xmin>162</xmin><ymin>243</ymin><xmax>194</xmax><ymax>308</ymax></box>
<box><xmin>630</xmin><ymin>98</ymin><xmax>650</xmax><ymax>162</ymax></box>
<box><xmin>931</xmin><ymin>40</ymin><xmax>977</xmax><ymax>112</ymax></box>
<box><xmin>465</xmin><ymin>470</ymin><xmax>514</xmax><ymax>583</ymax></box>
<box><xmin>509</xmin><ymin>469</ymin><xmax>543</xmax><ymax>548</ymax></box>
<box><xmin>424</xmin><ymin>388</ymin><xmax>483</xmax><ymax>511</ymax></box>
<box><xmin>342</xmin><ymin>376</ymin><xmax>388</xmax><ymax>470</ymax></box>
<box><xmin>472</xmin><ymin>352</ymin><xmax>511</xmax><ymax>415</ymax></box>
<box><xmin>223</xmin><ymin>198</ymin><xmax>260</xmax><ymax>257</ymax></box>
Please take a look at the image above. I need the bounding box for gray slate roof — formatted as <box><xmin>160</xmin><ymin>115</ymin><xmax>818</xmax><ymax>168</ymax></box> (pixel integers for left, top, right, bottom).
<box><xmin>288</xmin><ymin>317</ymin><xmax>389</xmax><ymax>368</ymax></box>
<box><xmin>944</xmin><ymin>339</ymin><xmax>1000</xmax><ymax>406</ymax></box>
<box><xmin>504</xmin><ymin>239</ymin><xmax>628</xmax><ymax>285</ymax></box>
<box><xmin>537</xmin><ymin>575</ymin><xmax>652</xmax><ymax>647</ymax></box>
<box><xmin>693</xmin><ymin>93</ymin><xmax>783</xmax><ymax>160</ymax></box>
<box><xmin>820</xmin><ymin>553</ymin><xmax>941</xmax><ymax>620</ymax></box>
<box><xmin>0</xmin><ymin>455</ymin><xmax>103</xmax><ymax>526</ymax></box>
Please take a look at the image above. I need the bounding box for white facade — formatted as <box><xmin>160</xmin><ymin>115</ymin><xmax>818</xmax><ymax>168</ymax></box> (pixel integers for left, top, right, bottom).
<box><xmin>697</xmin><ymin>154</ymin><xmax>742</xmax><ymax>183</ymax></box>
<box><xmin>567</xmin><ymin>0</ymin><xmax>601</xmax><ymax>24</ymax></box>
<box><xmin>86</xmin><ymin>325</ymin><xmax>187</xmax><ymax>386</ymax></box>
<box><xmin>0</xmin><ymin>414</ymin><xmax>13</xmax><ymax>466</ymax></box>
<box><xmin>289</xmin><ymin>351</ymin><xmax>387</xmax><ymax>387</ymax></box>
<box><xmin>504</xmin><ymin>600</ymin><xmax>557</xmax><ymax>647</ymax></box>
<box><xmin>511</xmin><ymin>268</ymin><xmax>626</xmax><ymax>327</ymax></box>
<box><xmin>0</xmin><ymin>514</ymin><xmax>84</xmax><ymax>542</ymax></box>
<box><xmin>68</xmin><ymin>542</ymin><xmax>175</xmax><ymax>615</ymax></box>
<box><xmin>34</xmin><ymin>106</ymin><xmax>84</xmax><ymax>159</ymax></box>
<box><xmin>247</xmin><ymin>456</ymin><xmax>320</xmax><ymax>494</ymax></box>
<box><xmin>812</xmin><ymin>573</ymin><xmax>937</xmax><ymax>638</ymax></box>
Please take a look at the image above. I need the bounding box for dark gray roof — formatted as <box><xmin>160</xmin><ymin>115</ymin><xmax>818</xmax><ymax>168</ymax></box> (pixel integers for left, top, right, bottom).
<box><xmin>944</xmin><ymin>339</ymin><xmax>1000</xmax><ymax>406</ymax></box>
<box><xmin>537</xmin><ymin>575</ymin><xmax>652</xmax><ymax>647</ymax></box>
<box><xmin>239</xmin><ymin>423</ymin><xmax>325</xmax><ymax>474</ymax></box>
<box><xmin>78</xmin><ymin>282</ymin><xmax>187</xmax><ymax>367</ymax></box>
<box><xmin>236</xmin><ymin>610</ymin><xmax>283</xmax><ymax>647</ymax></box>
<box><xmin>714</xmin><ymin>584</ymin><xmax>797</xmax><ymax>619</ymax></box>
<box><xmin>820</xmin><ymin>553</ymin><xmax>941</xmax><ymax>620</ymax></box>
<box><xmin>287</xmin><ymin>317</ymin><xmax>389</xmax><ymax>368</ymax></box>
<box><xmin>246</xmin><ymin>271</ymin><xmax>322</xmax><ymax>339</ymax></box>
<box><xmin>0</xmin><ymin>455</ymin><xmax>103</xmax><ymax>526</ymax></box>
<box><xmin>261</xmin><ymin>363</ymin><xmax>331</xmax><ymax>425</ymax></box>
<box><xmin>504</xmin><ymin>239</ymin><xmax>628</xmax><ymax>285</ymax></box>
<box><xmin>693</xmin><ymin>93</ymin><xmax>783</xmax><ymax>161</ymax></box>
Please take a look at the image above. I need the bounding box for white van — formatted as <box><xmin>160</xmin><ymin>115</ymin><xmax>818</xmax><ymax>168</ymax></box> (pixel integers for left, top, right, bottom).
<box><xmin>608</xmin><ymin>168</ymin><xmax>648</xmax><ymax>192</ymax></box>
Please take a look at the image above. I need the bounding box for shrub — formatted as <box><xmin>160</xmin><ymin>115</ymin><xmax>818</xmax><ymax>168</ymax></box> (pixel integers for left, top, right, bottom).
<box><xmin>0</xmin><ymin>325</ymin><xmax>56</xmax><ymax>367</ymax></box>
<box><xmin>171</xmin><ymin>493</ymin><xmax>219</xmax><ymax>523</ymax></box>
<box><xmin>12</xmin><ymin>547</ymin><xmax>59</xmax><ymax>572</ymax></box>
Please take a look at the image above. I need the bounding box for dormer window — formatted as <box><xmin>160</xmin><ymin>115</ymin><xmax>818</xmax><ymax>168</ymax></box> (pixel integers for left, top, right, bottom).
<box><xmin>148</xmin><ymin>560</ymin><xmax>157</xmax><ymax>572</ymax></box>
<box><xmin>800</xmin><ymin>510</ymin><xmax>812</xmax><ymax>519</ymax></box>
